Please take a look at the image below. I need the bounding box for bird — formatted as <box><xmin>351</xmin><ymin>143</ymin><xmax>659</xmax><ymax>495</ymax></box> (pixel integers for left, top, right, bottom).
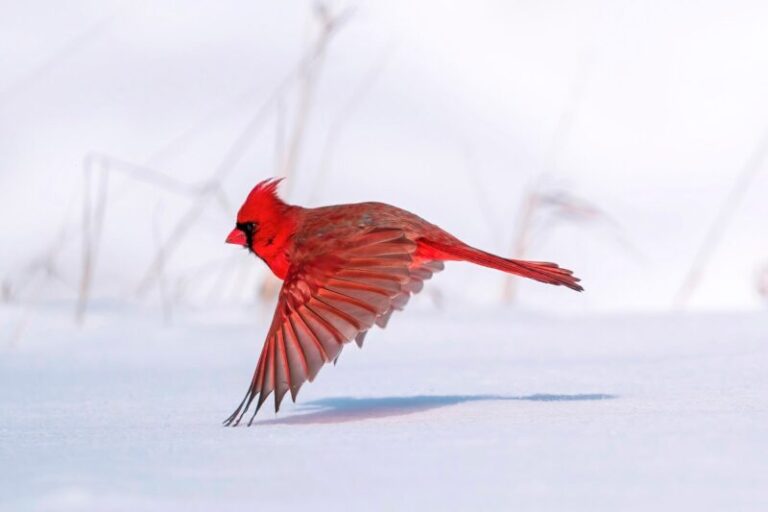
<box><xmin>223</xmin><ymin>178</ymin><xmax>583</xmax><ymax>426</ymax></box>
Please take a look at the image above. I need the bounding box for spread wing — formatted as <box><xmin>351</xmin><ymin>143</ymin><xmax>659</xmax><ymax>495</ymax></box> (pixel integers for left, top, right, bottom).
<box><xmin>353</xmin><ymin>258</ymin><xmax>444</xmax><ymax>347</ymax></box>
<box><xmin>224</xmin><ymin>228</ymin><xmax>443</xmax><ymax>426</ymax></box>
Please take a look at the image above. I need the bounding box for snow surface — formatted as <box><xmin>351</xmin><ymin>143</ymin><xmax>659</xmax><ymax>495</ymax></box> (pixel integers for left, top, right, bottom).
<box><xmin>2</xmin><ymin>305</ymin><xmax>767</xmax><ymax>511</ymax></box>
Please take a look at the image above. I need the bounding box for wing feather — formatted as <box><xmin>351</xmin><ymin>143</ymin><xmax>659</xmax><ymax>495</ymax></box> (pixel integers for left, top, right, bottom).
<box><xmin>289</xmin><ymin>312</ymin><xmax>327</xmax><ymax>374</ymax></box>
<box><xmin>365</xmin><ymin>260</ymin><xmax>444</xmax><ymax>338</ymax></box>
<box><xmin>281</xmin><ymin>322</ymin><xmax>308</xmax><ymax>398</ymax></box>
<box><xmin>255</xmin><ymin>337</ymin><xmax>275</xmax><ymax>414</ymax></box>
<box><xmin>273</xmin><ymin>328</ymin><xmax>291</xmax><ymax>411</ymax></box>
<box><xmin>315</xmin><ymin>291</ymin><xmax>380</xmax><ymax>327</ymax></box>
<box><xmin>308</xmin><ymin>299</ymin><xmax>362</xmax><ymax>339</ymax></box>
<box><xmin>224</xmin><ymin>228</ymin><xmax>444</xmax><ymax>426</ymax></box>
<box><xmin>298</xmin><ymin>305</ymin><xmax>344</xmax><ymax>358</ymax></box>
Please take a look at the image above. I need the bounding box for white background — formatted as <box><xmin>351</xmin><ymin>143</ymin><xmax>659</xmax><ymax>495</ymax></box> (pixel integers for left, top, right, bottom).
<box><xmin>1</xmin><ymin>0</ymin><xmax>767</xmax><ymax>312</ymax></box>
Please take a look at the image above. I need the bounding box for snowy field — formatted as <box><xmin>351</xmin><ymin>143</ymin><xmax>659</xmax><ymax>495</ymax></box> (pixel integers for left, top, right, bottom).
<box><xmin>2</xmin><ymin>305</ymin><xmax>766</xmax><ymax>511</ymax></box>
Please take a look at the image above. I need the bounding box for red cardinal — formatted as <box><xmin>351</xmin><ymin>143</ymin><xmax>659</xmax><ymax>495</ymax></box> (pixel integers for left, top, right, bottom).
<box><xmin>224</xmin><ymin>178</ymin><xmax>582</xmax><ymax>426</ymax></box>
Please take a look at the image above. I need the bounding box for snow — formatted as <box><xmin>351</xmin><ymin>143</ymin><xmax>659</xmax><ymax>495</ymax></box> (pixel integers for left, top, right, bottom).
<box><xmin>2</xmin><ymin>305</ymin><xmax>767</xmax><ymax>511</ymax></box>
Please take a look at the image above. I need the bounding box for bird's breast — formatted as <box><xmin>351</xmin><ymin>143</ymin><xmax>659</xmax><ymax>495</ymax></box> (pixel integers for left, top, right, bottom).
<box><xmin>251</xmin><ymin>243</ymin><xmax>291</xmax><ymax>280</ymax></box>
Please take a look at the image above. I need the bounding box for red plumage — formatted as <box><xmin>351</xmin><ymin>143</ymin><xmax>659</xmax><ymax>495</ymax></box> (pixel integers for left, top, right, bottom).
<box><xmin>223</xmin><ymin>178</ymin><xmax>582</xmax><ymax>426</ymax></box>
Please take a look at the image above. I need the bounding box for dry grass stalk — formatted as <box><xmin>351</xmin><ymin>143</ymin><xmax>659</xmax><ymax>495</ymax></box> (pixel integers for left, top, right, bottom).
<box><xmin>75</xmin><ymin>155</ymin><xmax>110</xmax><ymax>324</ymax></box>
<box><xmin>502</xmin><ymin>190</ymin><xmax>540</xmax><ymax>303</ymax></box>
<box><xmin>152</xmin><ymin>202</ymin><xmax>172</xmax><ymax>324</ymax></box>
<box><xmin>674</xmin><ymin>128</ymin><xmax>768</xmax><ymax>308</ymax></box>
<box><xmin>502</xmin><ymin>187</ymin><xmax>605</xmax><ymax>303</ymax></box>
<box><xmin>138</xmin><ymin>7</ymin><xmax>351</xmax><ymax>298</ymax></box>
<box><xmin>255</xmin><ymin>5</ymin><xmax>352</xmax><ymax>299</ymax></box>
<box><xmin>756</xmin><ymin>262</ymin><xmax>768</xmax><ymax>303</ymax></box>
<box><xmin>67</xmin><ymin>4</ymin><xmax>352</xmax><ymax>320</ymax></box>
<box><xmin>278</xmin><ymin>3</ymin><xmax>353</xmax><ymax>194</ymax></box>
<box><xmin>500</xmin><ymin>57</ymin><xmax>595</xmax><ymax>304</ymax></box>
<box><xmin>1</xmin><ymin>280</ymin><xmax>12</xmax><ymax>303</ymax></box>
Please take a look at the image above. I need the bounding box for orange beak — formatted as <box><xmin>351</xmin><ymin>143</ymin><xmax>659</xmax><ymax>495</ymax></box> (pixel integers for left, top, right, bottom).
<box><xmin>225</xmin><ymin>228</ymin><xmax>247</xmax><ymax>246</ymax></box>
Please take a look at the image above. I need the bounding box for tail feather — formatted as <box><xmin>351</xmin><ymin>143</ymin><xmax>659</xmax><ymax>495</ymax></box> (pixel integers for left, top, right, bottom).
<box><xmin>423</xmin><ymin>240</ymin><xmax>583</xmax><ymax>292</ymax></box>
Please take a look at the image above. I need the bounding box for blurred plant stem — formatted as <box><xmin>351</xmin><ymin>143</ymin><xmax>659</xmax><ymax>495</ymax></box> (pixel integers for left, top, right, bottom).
<box><xmin>674</xmin><ymin>127</ymin><xmax>768</xmax><ymax>309</ymax></box>
<box><xmin>502</xmin><ymin>191</ymin><xmax>539</xmax><ymax>303</ymax></box>
<box><xmin>75</xmin><ymin>155</ymin><xmax>109</xmax><ymax>324</ymax></box>
<box><xmin>258</xmin><ymin>4</ymin><xmax>352</xmax><ymax>300</ymax></box>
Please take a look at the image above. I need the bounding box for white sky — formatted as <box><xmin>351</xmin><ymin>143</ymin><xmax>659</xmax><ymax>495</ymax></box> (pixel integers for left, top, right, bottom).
<box><xmin>1</xmin><ymin>0</ymin><xmax>767</xmax><ymax>312</ymax></box>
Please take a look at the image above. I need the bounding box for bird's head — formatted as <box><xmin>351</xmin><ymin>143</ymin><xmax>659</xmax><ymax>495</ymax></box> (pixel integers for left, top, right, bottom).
<box><xmin>226</xmin><ymin>177</ymin><xmax>294</xmax><ymax>255</ymax></box>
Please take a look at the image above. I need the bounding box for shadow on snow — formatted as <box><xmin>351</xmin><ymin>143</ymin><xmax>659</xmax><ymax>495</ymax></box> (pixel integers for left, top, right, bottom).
<box><xmin>254</xmin><ymin>393</ymin><xmax>617</xmax><ymax>426</ymax></box>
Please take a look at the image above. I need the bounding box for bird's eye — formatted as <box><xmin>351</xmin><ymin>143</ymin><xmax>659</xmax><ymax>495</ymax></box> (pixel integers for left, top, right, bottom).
<box><xmin>236</xmin><ymin>222</ymin><xmax>257</xmax><ymax>234</ymax></box>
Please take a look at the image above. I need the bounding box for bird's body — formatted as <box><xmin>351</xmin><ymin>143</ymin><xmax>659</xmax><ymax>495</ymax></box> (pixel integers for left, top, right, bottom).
<box><xmin>224</xmin><ymin>178</ymin><xmax>582</xmax><ymax>426</ymax></box>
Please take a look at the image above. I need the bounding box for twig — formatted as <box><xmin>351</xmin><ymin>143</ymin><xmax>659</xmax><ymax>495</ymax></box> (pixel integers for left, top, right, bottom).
<box><xmin>152</xmin><ymin>202</ymin><xmax>172</xmax><ymax>324</ymax></box>
<box><xmin>75</xmin><ymin>155</ymin><xmax>109</xmax><ymax>324</ymax></box>
<box><xmin>1</xmin><ymin>280</ymin><xmax>12</xmax><ymax>303</ymax></box>
<box><xmin>137</xmin><ymin>5</ymin><xmax>353</xmax><ymax>296</ymax></box>
<box><xmin>502</xmin><ymin>58</ymin><xmax>593</xmax><ymax>303</ymax></box>
<box><xmin>142</xmin><ymin>7</ymin><xmax>352</xmax><ymax>170</ymax></box>
<box><xmin>85</xmin><ymin>151</ymin><xmax>202</xmax><ymax>196</ymax></box>
<box><xmin>549</xmin><ymin>56</ymin><xmax>592</xmax><ymax>175</ymax></box>
<box><xmin>278</xmin><ymin>5</ymin><xmax>352</xmax><ymax>197</ymax></box>
<box><xmin>458</xmin><ymin>146</ymin><xmax>504</xmax><ymax>240</ymax></box>
<box><xmin>502</xmin><ymin>190</ymin><xmax>540</xmax><ymax>303</ymax></box>
<box><xmin>673</xmin><ymin>128</ymin><xmax>768</xmax><ymax>308</ymax></box>
<box><xmin>134</xmin><ymin>93</ymin><xmax>276</xmax><ymax>297</ymax></box>
<box><xmin>274</xmin><ymin>94</ymin><xmax>286</xmax><ymax>176</ymax></box>
<box><xmin>757</xmin><ymin>262</ymin><xmax>768</xmax><ymax>302</ymax></box>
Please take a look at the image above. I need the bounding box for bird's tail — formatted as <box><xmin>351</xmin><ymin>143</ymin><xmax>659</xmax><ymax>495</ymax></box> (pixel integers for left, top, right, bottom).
<box><xmin>422</xmin><ymin>240</ymin><xmax>583</xmax><ymax>291</ymax></box>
